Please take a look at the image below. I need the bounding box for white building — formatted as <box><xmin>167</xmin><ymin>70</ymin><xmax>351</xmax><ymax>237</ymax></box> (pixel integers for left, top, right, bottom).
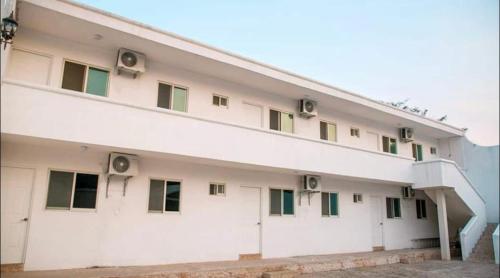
<box><xmin>0</xmin><ymin>0</ymin><xmax>496</xmax><ymax>271</ymax></box>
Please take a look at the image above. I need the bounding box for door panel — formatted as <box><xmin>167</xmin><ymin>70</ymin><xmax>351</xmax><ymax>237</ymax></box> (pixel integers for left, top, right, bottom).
<box><xmin>239</xmin><ymin>186</ymin><xmax>261</xmax><ymax>254</ymax></box>
<box><xmin>370</xmin><ymin>196</ymin><xmax>384</xmax><ymax>248</ymax></box>
<box><xmin>242</xmin><ymin>102</ymin><xmax>262</xmax><ymax>128</ymax></box>
<box><xmin>1</xmin><ymin>167</ymin><xmax>34</xmax><ymax>264</ymax></box>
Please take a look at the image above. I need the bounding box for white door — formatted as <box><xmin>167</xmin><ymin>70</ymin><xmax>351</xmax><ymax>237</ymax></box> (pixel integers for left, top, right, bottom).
<box><xmin>1</xmin><ymin>167</ymin><xmax>34</xmax><ymax>264</ymax></box>
<box><xmin>239</xmin><ymin>186</ymin><xmax>261</xmax><ymax>254</ymax></box>
<box><xmin>367</xmin><ymin>131</ymin><xmax>379</xmax><ymax>151</ymax></box>
<box><xmin>370</xmin><ymin>196</ymin><xmax>384</xmax><ymax>248</ymax></box>
<box><xmin>242</xmin><ymin>102</ymin><xmax>263</xmax><ymax>128</ymax></box>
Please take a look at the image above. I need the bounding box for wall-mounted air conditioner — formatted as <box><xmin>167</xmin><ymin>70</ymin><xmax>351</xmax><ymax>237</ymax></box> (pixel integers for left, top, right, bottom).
<box><xmin>299</xmin><ymin>99</ymin><xmax>317</xmax><ymax>118</ymax></box>
<box><xmin>399</xmin><ymin>127</ymin><xmax>414</xmax><ymax>143</ymax></box>
<box><xmin>107</xmin><ymin>152</ymin><xmax>139</xmax><ymax>177</ymax></box>
<box><xmin>303</xmin><ymin>175</ymin><xmax>321</xmax><ymax>192</ymax></box>
<box><xmin>402</xmin><ymin>186</ymin><xmax>415</xmax><ymax>199</ymax></box>
<box><xmin>116</xmin><ymin>48</ymin><xmax>146</xmax><ymax>78</ymax></box>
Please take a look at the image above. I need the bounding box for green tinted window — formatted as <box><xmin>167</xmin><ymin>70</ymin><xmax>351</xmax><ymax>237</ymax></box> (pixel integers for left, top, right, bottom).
<box><xmin>46</xmin><ymin>171</ymin><xmax>74</xmax><ymax>209</ymax></box>
<box><xmin>394</xmin><ymin>198</ymin><xmax>401</xmax><ymax>217</ymax></box>
<box><xmin>330</xmin><ymin>193</ymin><xmax>338</xmax><ymax>216</ymax></box>
<box><xmin>86</xmin><ymin>67</ymin><xmax>109</xmax><ymax>96</ymax></box>
<box><xmin>172</xmin><ymin>87</ymin><xmax>187</xmax><ymax>112</ymax></box>
<box><xmin>165</xmin><ymin>181</ymin><xmax>181</xmax><ymax>212</ymax></box>
<box><xmin>283</xmin><ymin>190</ymin><xmax>294</xmax><ymax>215</ymax></box>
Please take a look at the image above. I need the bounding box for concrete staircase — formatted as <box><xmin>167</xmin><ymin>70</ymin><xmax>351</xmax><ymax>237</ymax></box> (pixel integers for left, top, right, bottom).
<box><xmin>468</xmin><ymin>224</ymin><xmax>497</xmax><ymax>263</ymax></box>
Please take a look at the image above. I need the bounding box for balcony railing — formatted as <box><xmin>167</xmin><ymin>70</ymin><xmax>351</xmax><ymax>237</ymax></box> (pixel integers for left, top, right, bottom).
<box><xmin>1</xmin><ymin>79</ymin><xmax>415</xmax><ymax>183</ymax></box>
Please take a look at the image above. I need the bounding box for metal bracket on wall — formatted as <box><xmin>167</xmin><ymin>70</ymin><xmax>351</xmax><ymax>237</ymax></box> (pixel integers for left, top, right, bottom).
<box><xmin>106</xmin><ymin>174</ymin><xmax>114</xmax><ymax>198</ymax></box>
<box><xmin>299</xmin><ymin>190</ymin><xmax>319</xmax><ymax>206</ymax></box>
<box><xmin>123</xmin><ymin>176</ymin><xmax>132</xmax><ymax>196</ymax></box>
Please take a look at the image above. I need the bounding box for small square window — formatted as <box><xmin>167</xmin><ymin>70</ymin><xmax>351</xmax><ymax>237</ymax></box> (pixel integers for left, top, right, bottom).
<box><xmin>353</xmin><ymin>193</ymin><xmax>363</xmax><ymax>203</ymax></box>
<box><xmin>412</xmin><ymin>143</ymin><xmax>424</xmax><ymax>161</ymax></box>
<box><xmin>209</xmin><ymin>183</ymin><xmax>225</xmax><ymax>196</ymax></box>
<box><xmin>350</xmin><ymin>127</ymin><xmax>360</xmax><ymax>138</ymax></box>
<box><xmin>430</xmin><ymin>147</ymin><xmax>437</xmax><ymax>155</ymax></box>
<box><xmin>213</xmin><ymin>94</ymin><xmax>228</xmax><ymax>107</ymax></box>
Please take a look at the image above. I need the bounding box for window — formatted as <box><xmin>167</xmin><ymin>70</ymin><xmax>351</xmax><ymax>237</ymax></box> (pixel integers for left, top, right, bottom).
<box><xmin>320</xmin><ymin>121</ymin><xmax>337</xmax><ymax>142</ymax></box>
<box><xmin>212</xmin><ymin>95</ymin><xmax>228</xmax><ymax>108</ymax></box>
<box><xmin>321</xmin><ymin>192</ymin><xmax>339</xmax><ymax>216</ymax></box>
<box><xmin>412</xmin><ymin>143</ymin><xmax>423</xmax><ymax>161</ymax></box>
<box><xmin>269</xmin><ymin>188</ymin><xmax>294</xmax><ymax>215</ymax></box>
<box><xmin>353</xmin><ymin>193</ymin><xmax>363</xmax><ymax>203</ymax></box>
<box><xmin>46</xmin><ymin>170</ymin><xmax>98</xmax><ymax>210</ymax></box>
<box><xmin>416</xmin><ymin>199</ymin><xmax>427</xmax><ymax>219</ymax></box>
<box><xmin>148</xmin><ymin>179</ymin><xmax>181</xmax><ymax>212</ymax></box>
<box><xmin>382</xmin><ymin>136</ymin><xmax>398</xmax><ymax>154</ymax></box>
<box><xmin>157</xmin><ymin>82</ymin><xmax>188</xmax><ymax>112</ymax></box>
<box><xmin>350</xmin><ymin>127</ymin><xmax>360</xmax><ymax>138</ymax></box>
<box><xmin>61</xmin><ymin>60</ymin><xmax>109</xmax><ymax>96</ymax></box>
<box><xmin>386</xmin><ymin>197</ymin><xmax>401</xmax><ymax>218</ymax></box>
<box><xmin>270</xmin><ymin>109</ymin><xmax>294</xmax><ymax>133</ymax></box>
<box><xmin>209</xmin><ymin>183</ymin><xmax>225</xmax><ymax>196</ymax></box>
<box><xmin>430</xmin><ymin>147</ymin><xmax>437</xmax><ymax>155</ymax></box>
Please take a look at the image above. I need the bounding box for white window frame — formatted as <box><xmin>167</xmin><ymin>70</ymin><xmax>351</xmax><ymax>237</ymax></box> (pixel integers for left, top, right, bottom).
<box><xmin>45</xmin><ymin>168</ymin><xmax>100</xmax><ymax>212</ymax></box>
<box><xmin>61</xmin><ymin>58</ymin><xmax>110</xmax><ymax>97</ymax></box>
<box><xmin>269</xmin><ymin>188</ymin><xmax>295</xmax><ymax>217</ymax></box>
<box><xmin>320</xmin><ymin>120</ymin><xmax>337</xmax><ymax>142</ymax></box>
<box><xmin>412</xmin><ymin>142</ymin><xmax>424</xmax><ymax>161</ymax></box>
<box><xmin>212</xmin><ymin>94</ymin><xmax>229</xmax><ymax>108</ymax></box>
<box><xmin>322</xmin><ymin>191</ymin><xmax>340</xmax><ymax>217</ymax></box>
<box><xmin>382</xmin><ymin>135</ymin><xmax>398</xmax><ymax>154</ymax></box>
<box><xmin>209</xmin><ymin>182</ymin><xmax>226</xmax><ymax>196</ymax></box>
<box><xmin>157</xmin><ymin>81</ymin><xmax>189</xmax><ymax>112</ymax></box>
<box><xmin>147</xmin><ymin>177</ymin><xmax>183</xmax><ymax>214</ymax></box>
<box><xmin>269</xmin><ymin>108</ymin><xmax>295</xmax><ymax>133</ymax></box>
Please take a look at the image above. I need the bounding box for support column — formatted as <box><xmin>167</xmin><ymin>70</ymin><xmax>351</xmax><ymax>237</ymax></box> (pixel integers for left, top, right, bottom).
<box><xmin>436</xmin><ymin>189</ymin><xmax>451</xmax><ymax>260</ymax></box>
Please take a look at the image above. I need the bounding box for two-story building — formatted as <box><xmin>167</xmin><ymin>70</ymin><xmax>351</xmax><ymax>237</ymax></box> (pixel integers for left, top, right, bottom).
<box><xmin>0</xmin><ymin>0</ymin><xmax>492</xmax><ymax>271</ymax></box>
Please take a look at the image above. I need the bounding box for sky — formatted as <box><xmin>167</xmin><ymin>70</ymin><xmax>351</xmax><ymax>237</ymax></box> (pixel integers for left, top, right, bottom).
<box><xmin>78</xmin><ymin>0</ymin><xmax>499</xmax><ymax>146</ymax></box>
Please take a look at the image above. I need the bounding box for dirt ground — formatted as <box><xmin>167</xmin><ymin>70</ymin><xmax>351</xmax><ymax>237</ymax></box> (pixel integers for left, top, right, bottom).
<box><xmin>299</xmin><ymin>260</ymin><xmax>499</xmax><ymax>278</ymax></box>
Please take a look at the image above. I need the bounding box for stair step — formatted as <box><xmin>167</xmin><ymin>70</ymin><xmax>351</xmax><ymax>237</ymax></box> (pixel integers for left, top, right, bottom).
<box><xmin>262</xmin><ymin>270</ymin><xmax>299</xmax><ymax>278</ymax></box>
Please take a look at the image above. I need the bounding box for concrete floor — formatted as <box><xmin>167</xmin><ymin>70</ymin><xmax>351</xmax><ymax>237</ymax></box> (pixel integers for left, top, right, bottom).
<box><xmin>300</xmin><ymin>260</ymin><xmax>499</xmax><ymax>278</ymax></box>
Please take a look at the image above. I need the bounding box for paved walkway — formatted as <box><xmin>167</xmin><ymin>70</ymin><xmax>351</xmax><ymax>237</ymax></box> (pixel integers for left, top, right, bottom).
<box><xmin>2</xmin><ymin>248</ymin><xmax>440</xmax><ymax>278</ymax></box>
<box><xmin>300</xmin><ymin>260</ymin><xmax>499</xmax><ymax>277</ymax></box>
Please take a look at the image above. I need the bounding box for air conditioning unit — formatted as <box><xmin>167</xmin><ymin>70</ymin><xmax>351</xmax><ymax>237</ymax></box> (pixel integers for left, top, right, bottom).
<box><xmin>399</xmin><ymin>127</ymin><xmax>414</xmax><ymax>143</ymax></box>
<box><xmin>299</xmin><ymin>99</ymin><xmax>317</xmax><ymax>118</ymax></box>
<box><xmin>402</xmin><ymin>186</ymin><xmax>415</xmax><ymax>199</ymax></box>
<box><xmin>303</xmin><ymin>175</ymin><xmax>321</xmax><ymax>192</ymax></box>
<box><xmin>116</xmin><ymin>48</ymin><xmax>146</xmax><ymax>78</ymax></box>
<box><xmin>107</xmin><ymin>152</ymin><xmax>139</xmax><ymax>176</ymax></box>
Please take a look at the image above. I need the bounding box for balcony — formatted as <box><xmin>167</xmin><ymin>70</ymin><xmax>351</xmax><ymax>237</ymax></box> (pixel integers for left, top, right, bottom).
<box><xmin>1</xmin><ymin>79</ymin><xmax>415</xmax><ymax>183</ymax></box>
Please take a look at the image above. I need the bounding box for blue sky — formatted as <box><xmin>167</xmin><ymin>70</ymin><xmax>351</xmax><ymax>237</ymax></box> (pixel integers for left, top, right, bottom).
<box><xmin>78</xmin><ymin>0</ymin><xmax>499</xmax><ymax>145</ymax></box>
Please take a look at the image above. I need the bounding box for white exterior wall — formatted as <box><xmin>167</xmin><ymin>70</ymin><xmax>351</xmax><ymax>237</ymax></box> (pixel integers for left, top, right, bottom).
<box><xmin>5</xmin><ymin>28</ymin><xmax>440</xmax><ymax>161</ymax></box>
<box><xmin>1</xmin><ymin>141</ymin><xmax>439</xmax><ymax>270</ymax></box>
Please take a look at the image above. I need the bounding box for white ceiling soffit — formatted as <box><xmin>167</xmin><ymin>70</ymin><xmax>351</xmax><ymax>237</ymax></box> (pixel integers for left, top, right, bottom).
<box><xmin>18</xmin><ymin>0</ymin><xmax>465</xmax><ymax>138</ymax></box>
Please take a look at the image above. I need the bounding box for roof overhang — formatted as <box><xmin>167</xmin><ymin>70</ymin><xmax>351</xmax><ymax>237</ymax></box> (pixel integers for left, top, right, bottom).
<box><xmin>16</xmin><ymin>0</ymin><xmax>465</xmax><ymax>138</ymax></box>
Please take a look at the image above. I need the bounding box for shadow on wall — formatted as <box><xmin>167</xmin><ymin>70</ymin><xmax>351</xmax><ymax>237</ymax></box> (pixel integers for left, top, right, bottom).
<box><xmin>463</xmin><ymin>137</ymin><xmax>499</xmax><ymax>224</ymax></box>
